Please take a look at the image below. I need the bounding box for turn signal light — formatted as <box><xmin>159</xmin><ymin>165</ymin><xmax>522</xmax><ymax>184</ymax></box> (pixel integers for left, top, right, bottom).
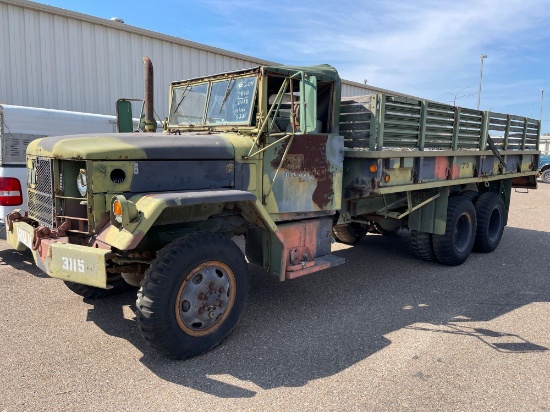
<box><xmin>113</xmin><ymin>199</ymin><xmax>123</xmax><ymax>216</ymax></box>
<box><xmin>0</xmin><ymin>177</ymin><xmax>23</xmax><ymax>206</ymax></box>
<box><xmin>111</xmin><ymin>195</ymin><xmax>139</xmax><ymax>226</ymax></box>
<box><xmin>369</xmin><ymin>163</ymin><xmax>378</xmax><ymax>173</ymax></box>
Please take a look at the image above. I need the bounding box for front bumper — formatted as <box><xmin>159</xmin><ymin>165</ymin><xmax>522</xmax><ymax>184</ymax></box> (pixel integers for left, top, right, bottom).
<box><xmin>7</xmin><ymin>221</ymin><xmax>110</xmax><ymax>288</ymax></box>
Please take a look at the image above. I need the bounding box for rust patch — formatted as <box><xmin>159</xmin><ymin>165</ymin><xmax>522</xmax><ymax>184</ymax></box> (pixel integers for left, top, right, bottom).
<box><xmin>344</xmin><ymin>177</ymin><xmax>372</xmax><ymax>199</ymax></box>
<box><xmin>271</xmin><ymin>135</ymin><xmax>334</xmax><ymax>208</ymax></box>
<box><xmin>226</xmin><ymin>161</ymin><xmax>235</xmax><ymax>173</ymax></box>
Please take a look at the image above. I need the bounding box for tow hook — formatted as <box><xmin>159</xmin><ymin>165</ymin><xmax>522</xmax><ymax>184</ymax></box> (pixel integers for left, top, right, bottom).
<box><xmin>31</xmin><ymin>221</ymin><xmax>70</xmax><ymax>250</ymax></box>
<box><xmin>6</xmin><ymin>209</ymin><xmax>27</xmax><ymax>232</ymax></box>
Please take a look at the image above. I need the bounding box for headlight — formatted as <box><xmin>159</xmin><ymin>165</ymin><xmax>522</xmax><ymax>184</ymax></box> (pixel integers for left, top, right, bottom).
<box><xmin>77</xmin><ymin>169</ymin><xmax>87</xmax><ymax>197</ymax></box>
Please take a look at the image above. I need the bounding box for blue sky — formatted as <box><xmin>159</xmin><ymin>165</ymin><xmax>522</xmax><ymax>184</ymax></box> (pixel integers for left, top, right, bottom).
<box><xmin>38</xmin><ymin>0</ymin><xmax>550</xmax><ymax>133</ymax></box>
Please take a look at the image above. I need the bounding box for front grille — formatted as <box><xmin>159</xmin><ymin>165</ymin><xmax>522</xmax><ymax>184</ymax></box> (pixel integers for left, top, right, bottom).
<box><xmin>28</xmin><ymin>157</ymin><xmax>55</xmax><ymax>228</ymax></box>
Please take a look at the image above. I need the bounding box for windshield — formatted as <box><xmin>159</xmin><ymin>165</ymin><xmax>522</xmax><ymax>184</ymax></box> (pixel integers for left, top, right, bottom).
<box><xmin>169</xmin><ymin>75</ymin><xmax>257</xmax><ymax>127</ymax></box>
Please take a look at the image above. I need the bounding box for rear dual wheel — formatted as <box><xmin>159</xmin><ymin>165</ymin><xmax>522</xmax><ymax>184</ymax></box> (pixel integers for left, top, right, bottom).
<box><xmin>412</xmin><ymin>192</ymin><xmax>506</xmax><ymax>265</ymax></box>
<box><xmin>473</xmin><ymin>192</ymin><xmax>505</xmax><ymax>253</ymax></box>
<box><xmin>410</xmin><ymin>231</ymin><xmax>435</xmax><ymax>261</ymax></box>
<box><xmin>432</xmin><ymin>196</ymin><xmax>477</xmax><ymax>266</ymax></box>
<box><xmin>332</xmin><ymin>223</ymin><xmax>366</xmax><ymax>244</ymax></box>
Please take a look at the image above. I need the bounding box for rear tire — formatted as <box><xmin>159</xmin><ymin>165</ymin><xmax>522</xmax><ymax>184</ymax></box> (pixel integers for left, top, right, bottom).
<box><xmin>136</xmin><ymin>232</ymin><xmax>249</xmax><ymax>359</ymax></box>
<box><xmin>459</xmin><ymin>190</ymin><xmax>479</xmax><ymax>202</ymax></box>
<box><xmin>432</xmin><ymin>196</ymin><xmax>476</xmax><ymax>266</ymax></box>
<box><xmin>410</xmin><ymin>230</ymin><xmax>435</xmax><ymax>261</ymax></box>
<box><xmin>473</xmin><ymin>192</ymin><xmax>505</xmax><ymax>253</ymax></box>
<box><xmin>332</xmin><ymin>223</ymin><xmax>366</xmax><ymax>244</ymax></box>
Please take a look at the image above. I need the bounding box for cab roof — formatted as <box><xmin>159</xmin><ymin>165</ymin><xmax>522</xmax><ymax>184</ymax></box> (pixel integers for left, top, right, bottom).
<box><xmin>170</xmin><ymin>64</ymin><xmax>340</xmax><ymax>86</ymax></box>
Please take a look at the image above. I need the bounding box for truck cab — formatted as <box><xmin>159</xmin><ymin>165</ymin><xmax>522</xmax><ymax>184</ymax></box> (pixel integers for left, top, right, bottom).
<box><xmin>163</xmin><ymin>65</ymin><xmax>343</xmax><ymax>218</ymax></box>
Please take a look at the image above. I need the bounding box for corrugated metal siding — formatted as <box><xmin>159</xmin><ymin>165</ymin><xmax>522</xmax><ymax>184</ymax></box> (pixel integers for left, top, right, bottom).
<box><xmin>0</xmin><ymin>1</ymin><xmax>264</xmax><ymax>117</ymax></box>
<box><xmin>341</xmin><ymin>83</ymin><xmax>378</xmax><ymax>97</ymax></box>
<box><xmin>0</xmin><ymin>0</ymin><xmax>379</xmax><ymax>117</ymax></box>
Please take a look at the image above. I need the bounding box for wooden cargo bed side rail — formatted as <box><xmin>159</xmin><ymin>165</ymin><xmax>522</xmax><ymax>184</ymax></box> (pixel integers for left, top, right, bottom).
<box><xmin>339</xmin><ymin>93</ymin><xmax>541</xmax><ymax>154</ymax></box>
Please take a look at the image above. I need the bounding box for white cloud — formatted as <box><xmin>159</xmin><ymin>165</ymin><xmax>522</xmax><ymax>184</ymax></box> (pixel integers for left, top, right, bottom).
<box><xmin>194</xmin><ymin>0</ymin><xmax>550</xmax><ymax>122</ymax></box>
<box><xmin>200</xmin><ymin>1</ymin><xmax>549</xmax><ymax>81</ymax></box>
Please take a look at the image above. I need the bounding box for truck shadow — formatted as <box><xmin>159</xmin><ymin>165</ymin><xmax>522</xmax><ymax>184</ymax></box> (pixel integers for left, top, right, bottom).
<box><xmin>0</xmin><ymin>245</ymin><xmax>48</xmax><ymax>277</ymax></box>
<box><xmin>84</xmin><ymin>226</ymin><xmax>549</xmax><ymax>398</ymax></box>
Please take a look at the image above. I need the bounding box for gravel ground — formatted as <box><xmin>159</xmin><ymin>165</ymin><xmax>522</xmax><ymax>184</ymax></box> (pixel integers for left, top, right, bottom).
<box><xmin>0</xmin><ymin>182</ymin><xmax>548</xmax><ymax>411</ymax></box>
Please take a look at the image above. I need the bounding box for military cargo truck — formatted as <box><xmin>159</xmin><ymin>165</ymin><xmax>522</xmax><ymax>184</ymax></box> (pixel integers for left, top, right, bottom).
<box><xmin>6</xmin><ymin>58</ymin><xmax>541</xmax><ymax>359</ymax></box>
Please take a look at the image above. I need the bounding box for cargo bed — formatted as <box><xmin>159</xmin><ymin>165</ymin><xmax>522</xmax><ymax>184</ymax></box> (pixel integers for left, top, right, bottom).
<box><xmin>339</xmin><ymin>94</ymin><xmax>540</xmax><ymax>197</ymax></box>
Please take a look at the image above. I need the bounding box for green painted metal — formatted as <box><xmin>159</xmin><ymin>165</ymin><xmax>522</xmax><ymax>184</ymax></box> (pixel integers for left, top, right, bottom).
<box><xmin>116</xmin><ymin>99</ymin><xmax>134</xmax><ymax>133</ymax></box>
<box><xmin>300</xmin><ymin>74</ymin><xmax>317</xmax><ymax>133</ymax></box>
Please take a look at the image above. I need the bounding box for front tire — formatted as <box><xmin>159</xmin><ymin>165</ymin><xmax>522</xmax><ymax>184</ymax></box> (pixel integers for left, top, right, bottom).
<box><xmin>136</xmin><ymin>232</ymin><xmax>249</xmax><ymax>359</ymax></box>
<box><xmin>473</xmin><ymin>192</ymin><xmax>505</xmax><ymax>253</ymax></box>
<box><xmin>541</xmin><ymin>169</ymin><xmax>550</xmax><ymax>183</ymax></box>
<box><xmin>432</xmin><ymin>196</ymin><xmax>477</xmax><ymax>266</ymax></box>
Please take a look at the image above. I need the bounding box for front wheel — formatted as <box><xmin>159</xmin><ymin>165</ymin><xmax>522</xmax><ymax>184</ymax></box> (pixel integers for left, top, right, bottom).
<box><xmin>136</xmin><ymin>232</ymin><xmax>249</xmax><ymax>359</ymax></box>
<box><xmin>432</xmin><ymin>196</ymin><xmax>477</xmax><ymax>266</ymax></box>
<box><xmin>541</xmin><ymin>169</ymin><xmax>550</xmax><ymax>183</ymax></box>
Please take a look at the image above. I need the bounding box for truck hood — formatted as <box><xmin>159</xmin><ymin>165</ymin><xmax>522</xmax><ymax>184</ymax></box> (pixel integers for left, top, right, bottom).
<box><xmin>27</xmin><ymin>133</ymin><xmax>236</xmax><ymax>160</ymax></box>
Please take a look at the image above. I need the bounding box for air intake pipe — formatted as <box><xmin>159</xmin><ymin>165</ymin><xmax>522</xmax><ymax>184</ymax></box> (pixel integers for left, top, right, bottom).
<box><xmin>143</xmin><ymin>57</ymin><xmax>156</xmax><ymax>132</ymax></box>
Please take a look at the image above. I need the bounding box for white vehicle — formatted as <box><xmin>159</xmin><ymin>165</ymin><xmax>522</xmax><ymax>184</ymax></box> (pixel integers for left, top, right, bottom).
<box><xmin>0</xmin><ymin>105</ymin><xmax>119</xmax><ymax>223</ymax></box>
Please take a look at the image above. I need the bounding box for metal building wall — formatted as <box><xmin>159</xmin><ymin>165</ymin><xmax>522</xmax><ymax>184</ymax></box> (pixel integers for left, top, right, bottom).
<box><xmin>0</xmin><ymin>0</ymin><xmax>272</xmax><ymax>117</ymax></box>
<box><xmin>0</xmin><ymin>0</ymin><xmax>377</xmax><ymax>117</ymax></box>
<box><xmin>342</xmin><ymin>84</ymin><xmax>375</xmax><ymax>97</ymax></box>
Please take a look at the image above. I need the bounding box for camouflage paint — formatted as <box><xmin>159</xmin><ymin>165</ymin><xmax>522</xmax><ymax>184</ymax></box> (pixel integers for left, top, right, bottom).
<box><xmin>263</xmin><ymin>133</ymin><xmax>343</xmax><ymax>216</ymax></box>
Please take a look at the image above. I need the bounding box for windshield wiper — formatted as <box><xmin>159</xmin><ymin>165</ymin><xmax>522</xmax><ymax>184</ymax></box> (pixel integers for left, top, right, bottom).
<box><xmin>218</xmin><ymin>79</ymin><xmax>236</xmax><ymax>113</ymax></box>
<box><xmin>172</xmin><ymin>84</ymin><xmax>190</xmax><ymax>114</ymax></box>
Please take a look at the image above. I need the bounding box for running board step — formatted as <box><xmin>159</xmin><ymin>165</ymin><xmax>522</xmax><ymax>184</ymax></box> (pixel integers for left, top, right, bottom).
<box><xmin>285</xmin><ymin>254</ymin><xmax>345</xmax><ymax>280</ymax></box>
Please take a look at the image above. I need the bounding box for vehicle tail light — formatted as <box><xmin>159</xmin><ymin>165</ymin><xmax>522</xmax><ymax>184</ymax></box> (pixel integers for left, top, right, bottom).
<box><xmin>0</xmin><ymin>177</ymin><xmax>23</xmax><ymax>206</ymax></box>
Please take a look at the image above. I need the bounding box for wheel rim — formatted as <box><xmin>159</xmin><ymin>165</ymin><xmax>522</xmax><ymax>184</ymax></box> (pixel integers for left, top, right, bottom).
<box><xmin>454</xmin><ymin>213</ymin><xmax>473</xmax><ymax>253</ymax></box>
<box><xmin>487</xmin><ymin>207</ymin><xmax>503</xmax><ymax>242</ymax></box>
<box><xmin>175</xmin><ymin>261</ymin><xmax>236</xmax><ymax>337</ymax></box>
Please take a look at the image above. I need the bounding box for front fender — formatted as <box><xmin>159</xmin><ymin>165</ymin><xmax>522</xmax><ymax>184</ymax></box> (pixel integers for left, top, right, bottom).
<box><xmin>97</xmin><ymin>189</ymin><xmax>256</xmax><ymax>250</ymax></box>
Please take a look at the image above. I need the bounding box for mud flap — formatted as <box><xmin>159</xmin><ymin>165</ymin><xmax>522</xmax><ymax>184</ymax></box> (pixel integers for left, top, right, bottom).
<box><xmin>511</xmin><ymin>175</ymin><xmax>537</xmax><ymax>189</ymax></box>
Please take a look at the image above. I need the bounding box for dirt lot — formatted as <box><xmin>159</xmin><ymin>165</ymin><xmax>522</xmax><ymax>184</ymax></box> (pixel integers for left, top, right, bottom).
<box><xmin>0</xmin><ymin>183</ymin><xmax>548</xmax><ymax>411</ymax></box>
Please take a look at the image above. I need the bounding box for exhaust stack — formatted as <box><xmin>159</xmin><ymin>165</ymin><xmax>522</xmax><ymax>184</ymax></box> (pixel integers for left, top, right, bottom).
<box><xmin>143</xmin><ymin>57</ymin><xmax>156</xmax><ymax>132</ymax></box>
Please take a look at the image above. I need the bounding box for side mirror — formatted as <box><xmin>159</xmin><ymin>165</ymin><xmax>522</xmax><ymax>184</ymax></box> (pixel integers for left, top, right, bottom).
<box><xmin>116</xmin><ymin>99</ymin><xmax>134</xmax><ymax>133</ymax></box>
<box><xmin>117</xmin><ymin>99</ymin><xmax>157</xmax><ymax>132</ymax></box>
<box><xmin>300</xmin><ymin>74</ymin><xmax>317</xmax><ymax>133</ymax></box>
